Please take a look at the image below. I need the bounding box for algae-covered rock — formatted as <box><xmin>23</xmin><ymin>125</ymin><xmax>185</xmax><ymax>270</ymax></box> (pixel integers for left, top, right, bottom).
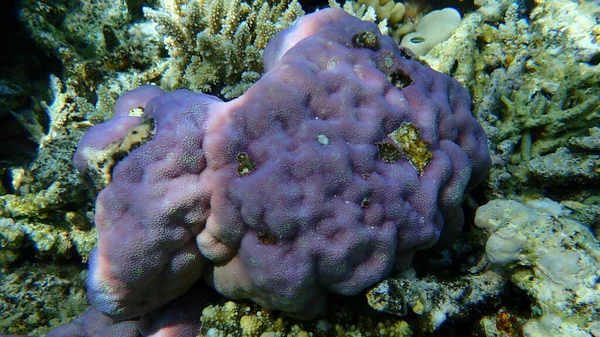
<box><xmin>200</xmin><ymin>300</ymin><xmax>412</xmax><ymax>337</ymax></box>
<box><xmin>0</xmin><ymin>264</ymin><xmax>88</xmax><ymax>336</ymax></box>
<box><xmin>366</xmin><ymin>268</ymin><xmax>505</xmax><ymax>331</ymax></box>
<box><xmin>423</xmin><ymin>0</ymin><xmax>600</xmax><ymax>203</ymax></box>
<box><xmin>0</xmin><ymin>218</ymin><xmax>25</xmax><ymax>266</ymax></box>
<box><xmin>363</xmin><ymin>197</ymin><xmax>600</xmax><ymax>336</ymax></box>
<box><xmin>474</xmin><ymin>199</ymin><xmax>600</xmax><ymax>337</ymax></box>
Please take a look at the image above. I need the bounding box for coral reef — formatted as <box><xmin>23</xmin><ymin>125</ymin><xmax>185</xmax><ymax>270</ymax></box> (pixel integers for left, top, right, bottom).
<box><xmin>423</xmin><ymin>0</ymin><xmax>600</xmax><ymax>206</ymax></box>
<box><xmin>74</xmin><ymin>7</ymin><xmax>489</xmax><ymax>322</ymax></box>
<box><xmin>366</xmin><ymin>268</ymin><xmax>505</xmax><ymax>331</ymax></box>
<box><xmin>0</xmin><ymin>76</ymin><xmax>99</xmax><ymax>265</ymax></box>
<box><xmin>362</xmin><ymin>197</ymin><xmax>600</xmax><ymax>336</ymax></box>
<box><xmin>353</xmin><ymin>0</ymin><xmax>406</xmax><ymax>27</ymax></box>
<box><xmin>328</xmin><ymin>0</ymin><xmax>402</xmax><ymax>37</ymax></box>
<box><xmin>1</xmin><ymin>0</ymin><xmax>599</xmax><ymax>336</ymax></box>
<box><xmin>0</xmin><ymin>0</ymin><xmax>310</xmax><ymax>334</ymax></box>
<box><xmin>19</xmin><ymin>0</ymin><xmax>163</xmax><ymax>98</ymax></box>
<box><xmin>330</xmin><ymin>0</ymin><xmax>470</xmax><ymax>52</ymax></box>
<box><xmin>2</xmin><ymin>0</ymin><xmax>168</xmax><ymax>270</ymax></box>
<box><xmin>2</xmin><ymin>0</ymin><xmax>304</xmax><ymax>270</ymax></box>
<box><xmin>474</xmin><ymin>199</ymin><xmax>600</xmax><ymax>337</ymax></box>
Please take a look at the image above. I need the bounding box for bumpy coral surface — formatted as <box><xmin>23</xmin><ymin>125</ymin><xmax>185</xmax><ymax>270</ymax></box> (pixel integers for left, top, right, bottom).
<box><xmin>73</xmin><ymin>7</ymin><xmax>490</xmax><ymax>330</ymax></box>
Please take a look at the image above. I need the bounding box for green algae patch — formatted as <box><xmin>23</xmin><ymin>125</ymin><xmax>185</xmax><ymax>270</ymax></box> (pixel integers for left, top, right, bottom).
<box><xmin>352</xmin><ymin>31</ymin><xmax>379</xmax><ymax>50</ymax></box>
<box><xmin>376</xmin><ymin>142</ymin><xmax>401</xmax><ymax>164</ymax></box>
<box><xmin>236</xmin><ymin>152</ymin><xmax>256</xmax><ymax>176</ymax></box>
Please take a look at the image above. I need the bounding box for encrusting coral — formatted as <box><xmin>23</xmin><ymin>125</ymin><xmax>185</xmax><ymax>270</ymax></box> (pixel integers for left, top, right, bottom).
<box><xmin>474</xmin><ymin>199</ymin><xmax>600</xmax><ymax>336</ymax></box>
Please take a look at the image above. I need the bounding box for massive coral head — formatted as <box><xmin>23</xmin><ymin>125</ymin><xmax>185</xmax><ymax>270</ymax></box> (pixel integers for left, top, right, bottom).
<box><xmin>73</xmin><ymin>8</ymin><xmax>490</xmax><ymax>330</ymax></box>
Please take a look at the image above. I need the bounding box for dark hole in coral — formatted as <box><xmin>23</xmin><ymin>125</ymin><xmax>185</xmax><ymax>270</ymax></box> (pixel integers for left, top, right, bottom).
<box><xmin>426</xmin><ymin>0</ymin><xmax>478</xmax><ymax>14</ymax></box>
<box><xmin>297</xmin><ymin>0</ymin><xmax>326</xmax><ymax>13</ymax></box>
<box><xmin>0</xmin><ymin>115</ymin><xmax>38</xmax><ymax>166</ymax></box>
<box><xmin>127</xmin><ymin>0</ymin><xmax>158</xmax><ymax>21</ymax></box>
<box><xmin>376</xmin><ymin>142</ymin><xmax>400</xmax><ymax>163</ymax></box>
<box><xmin>352</xmin><ymin>31</ymin><xmax>379</xmax><ymax>51</ymax></box>
<box><xmin>0</xmin><ymin>164</ymin><xmax>14</xmax><ymax>194</ymax></box>
<box><xmin>102</xmin><ymin>25</ymin><xmax>120</xmax><ymax>53</ymax></box>
<box><xmin>475</xmin><ymin>34</ymin><xmax>488</xmax><ymax>53</ymax></box>
<box><xmin>586</xmin><ymin>51</ymin><xmax>600</xmax><ymax>66</ymax></box>
<box><xmin>561</xmin><ymin>88</ymin><xmax>582</xmax><ymax>110</ymax></box>
<box><xmin>538</xmin><ymin>88</ymin><xmax>553</xmax><ymax>100</ymax></box>
<box><xmin>236</xmin><ymin>152</ymin><xmax>256</xmax><ymax>176</ymax></box>
<box><xmin>77</xmin><ymin>61</ymin><xmax>105</xmax><ymax>92</ymax></box>
<box><xmin>360</xmin><ymin>197</ymin><xmax>370</xmax><ymax>208</ymax></box>
<box><xmin>97</xmin><ymin>159</ymin><xmax>107</xmax><ymax>169</ymax></box>
<box><xmin>0</xmin><ymin>0</ymin><xmax>61</xmax><ymax>164</ymax></box>
<box><xmin>481</xmin><ymin>60</ymin><xmax>502</xmax><ymax>75</ymax></box>
<box><xmin>390</xmin><ymin>69</ymin><xmax>413</xmax><ymax>90</ymax></box>
<box><xmin>518</xmin><ymin>0</ymin><xmax>537</xmax><ymax>20</ymax></box>
<box><xmin>257</xmin><ymin>231</ymin><xmax>277</xmax><ymax>245</ymax></box>
<box><xmin>397</xmin><ymin>47</ymin><xmax>415</xmax><ymax>60</ymax></box>
<box><xmin>449</xmin><ymin>59</ymin><xmax>459</xmax><ymax>77</ymax></box>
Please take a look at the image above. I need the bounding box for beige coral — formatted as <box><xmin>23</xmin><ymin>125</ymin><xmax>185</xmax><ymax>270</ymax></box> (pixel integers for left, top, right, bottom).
<box><xmin>143</xmin><ymin>0</ymin><xmax>304</xmax><ymax>99</ymax></box>
<box><xmin>354</xmin><ymin>0</ymin><xmax>406</xmax><ymax>26</ymax></box>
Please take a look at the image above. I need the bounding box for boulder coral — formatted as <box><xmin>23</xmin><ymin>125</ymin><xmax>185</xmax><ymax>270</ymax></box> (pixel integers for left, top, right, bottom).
<box><xmin>51</xmin><ymin>8</ymin><xmax>489</xmax><ymax>336</ymax></box>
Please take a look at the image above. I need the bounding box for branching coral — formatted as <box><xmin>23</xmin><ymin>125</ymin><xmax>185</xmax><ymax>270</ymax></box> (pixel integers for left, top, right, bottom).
<box><xmin>328</xmin><ymin>0</ymin><xmax>395</xmax><ymax>36</ymax></box>
<box><xmin>332</xmin><ymin>0</ymin><xmax>406</xmax><ymax>29</ymax></box>
<box><xmin>330</xmin><ymin>0</ymin><xmax>464</xmax><ymax>54</ymax></box>
<box><xmin>423</xmin><ymin>0</ymin><xmax>600</xmax><ymax>203</ymax></box>
<box><xmin>143</xmin><ymin>0</ymin><xmax>304</xmax><ymax>99</ymax></box>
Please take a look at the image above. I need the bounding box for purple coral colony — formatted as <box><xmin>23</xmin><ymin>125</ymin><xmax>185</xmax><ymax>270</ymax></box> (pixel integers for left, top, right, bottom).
<box><xmin>31</xmin><ymin>8</ymin><xmax>490</xmax><ymax>337</ymax></box>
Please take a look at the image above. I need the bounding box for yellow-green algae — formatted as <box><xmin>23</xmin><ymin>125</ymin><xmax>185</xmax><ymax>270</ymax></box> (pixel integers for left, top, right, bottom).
<box><xmin>389</xmin><ymin>123</ymin><xmax>432</xmax><ymax>172</ymax></box>
<box><xmin>351</xmin><ymin>30</ymin><xmax>380</xmax><ymax>50</ymax></box>
<box><xmin>236</xmin><ymin>152</ymin><xmax>257</xmax><ymax>176</ymax></box>
<box><xmin>199</xmin><ymin>300</ymin><xmax>412</xmax><ymax>337</ymax></box>
<box><xmin>0</xmin><ymin>264</ymin><xmax>88</xmax><ymax>336</ymax></box>
<box><xmin>377</xmin><ymin>123</ymin><xmax>432</xmax><ymax>172</ymax></box>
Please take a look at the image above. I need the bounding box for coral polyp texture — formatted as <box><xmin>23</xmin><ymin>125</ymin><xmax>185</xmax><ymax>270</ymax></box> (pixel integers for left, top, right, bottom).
<box><xmin>73</xmin><ymin>7</ymin><xmax>490</xmax><ymax>326</ymax></box>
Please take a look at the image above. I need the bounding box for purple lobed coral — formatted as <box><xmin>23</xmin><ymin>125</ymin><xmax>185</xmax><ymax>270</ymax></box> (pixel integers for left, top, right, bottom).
<box><xmin>65</xmin><ymin>8</ymin><xmax>489</xmax><ymax>336</ymax></box>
